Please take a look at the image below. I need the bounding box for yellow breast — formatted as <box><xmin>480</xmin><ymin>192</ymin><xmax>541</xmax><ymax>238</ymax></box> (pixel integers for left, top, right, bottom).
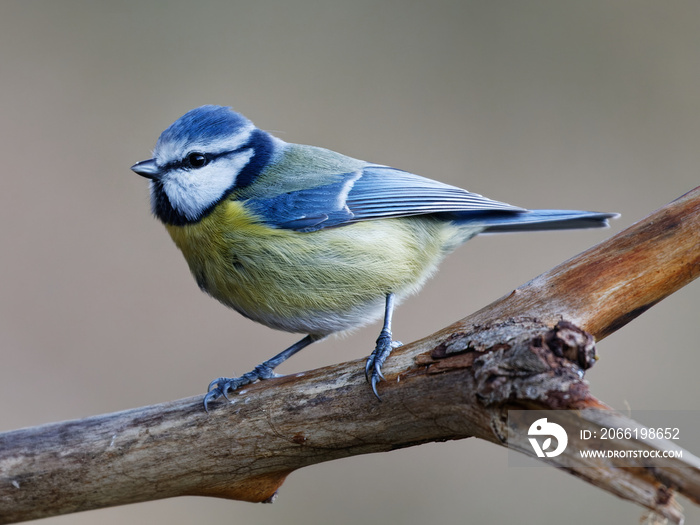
<box><xmin>165</xmin><ymin>199</ymin><xmax>461</xmax><ymax>335</ymax></box>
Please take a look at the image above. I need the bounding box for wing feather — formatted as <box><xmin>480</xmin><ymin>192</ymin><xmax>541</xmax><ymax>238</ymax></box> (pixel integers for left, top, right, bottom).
<box><xmin>243</xmin><ymin>164</ymin><xmax>524</xmax><ymax>231</ymax></box>
<box><xmin>344</xmin><ymin>166</ymin><xmax>522</xmax><ymax>220</ymax></box>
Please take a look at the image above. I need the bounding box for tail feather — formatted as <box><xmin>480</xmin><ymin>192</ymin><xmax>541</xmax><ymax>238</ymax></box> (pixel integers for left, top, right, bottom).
<box><xmin>451</xmin><ymin>209</ymin><xmax>619</xmax><ymax>233</ymax></box>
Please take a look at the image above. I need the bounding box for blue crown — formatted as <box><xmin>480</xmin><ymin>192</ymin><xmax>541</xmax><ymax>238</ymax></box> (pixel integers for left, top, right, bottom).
<box><xmin>157</xmin><ymin>105</ymin><xmax>251</xmax><ymax>148</ymax></box>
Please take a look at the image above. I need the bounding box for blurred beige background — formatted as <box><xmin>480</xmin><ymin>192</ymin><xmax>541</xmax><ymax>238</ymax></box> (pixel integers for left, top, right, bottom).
<box><xmin>1</xmin><ymin>1</ymin><xmax>698</xmax><ymax>523</ymax></box>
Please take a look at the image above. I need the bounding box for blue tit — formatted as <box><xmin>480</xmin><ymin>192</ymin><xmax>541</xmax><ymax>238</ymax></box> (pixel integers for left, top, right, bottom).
<box><xmin>131</xmin><ymin>105</ymin><xmax>617</xmax><ymax>410</ymax></box>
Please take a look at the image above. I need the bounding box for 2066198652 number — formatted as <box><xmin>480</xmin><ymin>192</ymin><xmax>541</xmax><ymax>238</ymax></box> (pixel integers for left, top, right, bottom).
<box><xmin>600</xmin><ymin>427</ymin><xmax>680</xmax><ymax>440</ymax></box>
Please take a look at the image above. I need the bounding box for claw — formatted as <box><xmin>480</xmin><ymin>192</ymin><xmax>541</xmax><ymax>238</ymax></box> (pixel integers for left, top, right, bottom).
<box><xmin>370</xmin><ymin>372</ymin><xmax>382</xmax><ymax>400</ymax></box>
<box><xmin>203</xmin><ymin>388</ymin><xmax>222</xmax><ymax>413</ymax></box>
<box><xmin>222</xmin><ymin>385</ymin><xmax>235</xmax><ymax>401</ymax></box>
<box><xmin>207</xmin><ymin>377</ymin><xmax>227</xmax><ymax>392</ymax></box>
<box><xmin>364</xmin><ymin>357</ymin><xmax>373</xmax><ymax>382</ymax></box>
<box><xmin>364</xmin><ymin>355</ymin><xmax>384</xmax><ymax>399</ymax></box>
<box><xmin>375</xmin><ymin>363</ymin><xmax>385</xmax><ymax>381</ymax></box>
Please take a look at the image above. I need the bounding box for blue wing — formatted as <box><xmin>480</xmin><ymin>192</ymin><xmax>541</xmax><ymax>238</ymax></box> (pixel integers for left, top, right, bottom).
<box><xmin>244</xmin><ymin>165</ymin><xmax>524</xmax><ymax>232</ymax></box>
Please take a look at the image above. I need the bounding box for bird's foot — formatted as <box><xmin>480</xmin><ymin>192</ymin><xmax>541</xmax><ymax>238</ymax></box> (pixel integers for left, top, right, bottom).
<box><xmin>365</xmin><ymin>329</ymin><xmax>402</xmax><ymax>399</ymax></box>
<box><xmin>204</xmin><ymin>364</ymin><xmax>276</xmax><ymax>412</ymax></box>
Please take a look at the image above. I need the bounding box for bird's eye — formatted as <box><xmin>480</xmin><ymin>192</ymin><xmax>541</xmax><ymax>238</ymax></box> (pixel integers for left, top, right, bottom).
<box><xmin>185</xmin><ymin>152</ymin><xmax>208</xmax><ymax>169</ymax></box>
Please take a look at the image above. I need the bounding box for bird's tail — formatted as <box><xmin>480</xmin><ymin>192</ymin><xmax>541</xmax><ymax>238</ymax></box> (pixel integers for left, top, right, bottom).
<box><xmin>452</xmin><ymin>209</ymin><xmax>619</xmax><ymax>233</ymax></box>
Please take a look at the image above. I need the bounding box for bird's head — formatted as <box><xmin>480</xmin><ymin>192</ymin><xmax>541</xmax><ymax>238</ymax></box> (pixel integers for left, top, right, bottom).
<box><xmin>131</xmin><ymin>105</ymin><xmax>276</xmax><ymax>225</ymax></box>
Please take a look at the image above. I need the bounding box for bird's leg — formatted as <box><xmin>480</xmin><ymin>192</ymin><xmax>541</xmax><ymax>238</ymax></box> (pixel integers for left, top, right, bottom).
<box><xmin>204</xmin><ymin>333</ymin><xmax>322</xmax><ymax>411</ymax></box>
<box><xmin>365</xmin><ymin>293</ymin><xmax>402</xmax><ymax>399</ymax></box>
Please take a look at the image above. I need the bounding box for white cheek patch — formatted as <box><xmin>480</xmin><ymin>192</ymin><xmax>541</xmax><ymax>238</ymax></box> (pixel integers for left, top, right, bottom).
<box><xmin>163</xmin><ymin>149</ymin><xmax>255</xmax><ymax>220</ymax></box>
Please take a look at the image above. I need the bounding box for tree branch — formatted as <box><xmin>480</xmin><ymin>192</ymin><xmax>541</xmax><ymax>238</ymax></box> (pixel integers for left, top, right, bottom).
<box><xmin>1</xmin><ymin>187</ymin><xmax>698</xmax><ymax>524</ymax></box>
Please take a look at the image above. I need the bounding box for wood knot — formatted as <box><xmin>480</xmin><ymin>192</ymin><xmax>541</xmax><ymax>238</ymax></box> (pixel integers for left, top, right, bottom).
<box><xmin>541</xmin><ymin>320</ymin><xmax>596</xmax><ymax>370</ymax></box>
<box><xmin>464</xmin><ymin>319</ymin><xmax>597</xmax><ymax>407</ymax></box>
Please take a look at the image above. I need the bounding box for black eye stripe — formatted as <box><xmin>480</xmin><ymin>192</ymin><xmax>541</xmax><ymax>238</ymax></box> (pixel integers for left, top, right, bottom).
<box><xmin>163</xmin><ymin>144</ymin><xmax>253</xmax><ymax>172</ymax></box>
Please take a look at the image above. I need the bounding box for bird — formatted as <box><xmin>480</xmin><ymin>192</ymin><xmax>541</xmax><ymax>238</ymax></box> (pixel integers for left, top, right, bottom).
<box><xmin>131</xmin><ymin>105</ymin><xmax>617</xmax><ymax>411</ymax></box>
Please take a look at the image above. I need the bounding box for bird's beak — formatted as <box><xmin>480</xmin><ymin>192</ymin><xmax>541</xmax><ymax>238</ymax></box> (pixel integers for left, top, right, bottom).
<box><xmin>131</xmin><ymin>158</ymin><xmax>161</xmax><ymax>180</ymax></box>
